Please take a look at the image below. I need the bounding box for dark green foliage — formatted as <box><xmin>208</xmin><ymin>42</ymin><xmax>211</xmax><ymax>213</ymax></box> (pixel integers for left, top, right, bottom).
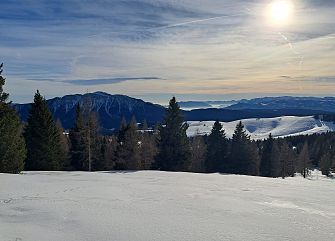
<box><xmin>69</xmin><ymin>103</ymin><xmax>102</xmax><ymax>171</ymax></box>
<box><xmin>101</xmin><ymin>135</ymin><xmax>117</xmax><ymax>170</ymax></box>
<box><xmin>138</xmin><ymin>120</ymin><xmax>158</xmax><ymax>170</ymax></box>
<box><xmin>269</xmin><ymin>140</ymin><xmax>281</xmax><ymax>177</ymax></box>
<box><xmin>154</xmin><ymin>97</ymin><xmax>190</xmax><ymax>171</ymax></box>
<box><xmin>0</xmin><ymin>63</ymin><xmax>9</xmax><ymax>104</ymax></box>
<box><xmin>260</xmin><ymin>134</ymin><xmax>274</xmax><ymax>177</ymax></box>
<box><xmin>69</xmin><ymin>104</ymin><xmax>87</xmax><ymax>170</ymax></box>
<box><xmin>0</xmin><ymin>107</ymin><xmax>26</xmax><ymax>173</ymax></box>
<box><xmin>310</xmin><ymin>137</ymin><xmax>324</xmax><ymax>166</ymax></box>
<box><xmin>261</xmin><ymin>137</ymin><xmax>292</xmax><ymax>178</ymax></box>
<box><xmin>24</xmin><ymin>90</ymin><xmax>66</xmax><ymax>170</ymax></box>
<box><xmin>229</xmin><ymin>121</ymin><xmax>260</xmax><ymax>175</ymax></box>
<box><xmin>278</xmin><ymin>141</ymin><xmax>295</xmax><ymax>178</ymax></box>
<box><xmin>0</xmin><ymin>64</ymin><xmax>26</xmax><ymax>173</ymax></box>
<box><xmin>115</xmin><ymin>117</ymin><xmax>141</xmax><ymax>170</ymax></box>
<box><xmin>56</xmin><ymin>120</ymin><xmax>70</xmax><ymax>169</ymax></box>
<box><xmin>189</xmin><ymin>135</ymin><xmax>207</xmax><ymax>173</ymax></box>
<box><xmin>320</xmin><ymin>152</ymin><xmax>333</xmax><ymax>176</ymax></box>
<box><xmin>247</xmin><ymin>141</ymin><xmax>261</xmax><ymax>176</ymax></box>
<box><xmin>206</xmin><ymin>121</ymin><xmax>228</xmax><ymax>172</ymax></box>
<box><xmin>297</xmin><ymin>142</ymin><xmax>312</xmax><ymax>178</ymax></box>
<box><xmin>87</xmin><ymin>113</ymin><xmax>102</xmax><ymax>171</ymax></box>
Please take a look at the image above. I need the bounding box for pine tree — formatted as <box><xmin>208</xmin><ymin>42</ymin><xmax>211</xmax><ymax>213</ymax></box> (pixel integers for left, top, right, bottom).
<box><xmin>0</xmin><ymin>63</ymin><xmax>26</xmax><ymax>173</ymax></box>
<box><xmin>229</xmin><ymin>121</ymin><xmax>259</xmax><ymax>175</ymax></box>
<box><xmin>154</xmin><ymin>97</ymin><xmax>190</xmax><ymax>171</ymax></box>
<box><xmin>298</xmin><ymin>142</ymin><xmax>312</xmax><ymax>178</ymax></box>
<box><xmin>248</xmin><ymin>141</ymin><xmax>261</xmax><ymax>176</ymax></box>
<box><xmin>206</xmin><ymin>121</ymin><xmax>228</xmax><ymax>172</ymax></box>
<box><xmin>189</xmin><ymin>135</ymin><xmax>207</xmax><ymax>173</ymax></box>
<box><xmin>270</xmin><ymin>140</ymin><xmax>281</xmax><ymax>177</ymax></box>
<box><xmin>260</xmin><ymin>134</ymin><xmax>274</xmax><ymax>177</ymax></box>
<box><xmin>138</xmin><ymin>120</ymin><xmax>158</xmax><ymax>169</ymax></box>
<box><xmin>69</xmin><ymin>101</ymin><xmax>101</xmax><ymax>171</ymax></box>
<box><xmin>56</xmin><ymin>120</ymin><xmax>70</xmax><ymax>169</ymax></box>
<box><xmin>0</xmin><ymin>63</ymin><xmax>9</xmax><ymax>103</ymax></box>
<box><xmin>101</xmin><ymin>135</ymin><xmax>117</xmax><ymax>170</ymax></box>
<box><xmin>278</xmin><ymin>140</ymin><xmax>296</xmax><ymax>178</ymax></box>
<box><xmin>320</xmin><ymin>152</ymin><xmax>333</xmax><ymax>176</ymax></box>
<box><xmin>24</xmin><ymin>90</ymin><xmax>65</xmax><ymax>170</ymax></box>
<box><xmin>116</xmin><ymin>117</ymin><xmax>141</xmax><ymax>170</ymax></box>
<box><xmin>69</xmin><ymin>104</ymin><xmax>87</xmax><ymax>170</ymax></box>
<box><xmin>87</xmin><ymin>112</ymin><xmax>102</xmax><ymax>171</ymax></box>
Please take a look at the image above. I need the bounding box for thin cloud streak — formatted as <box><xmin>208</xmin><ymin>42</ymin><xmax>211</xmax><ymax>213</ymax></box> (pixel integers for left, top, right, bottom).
<box><xmin>27</xmin><ymin>77</ymin><xmax>163</xmax><ymax>86</ymax></box>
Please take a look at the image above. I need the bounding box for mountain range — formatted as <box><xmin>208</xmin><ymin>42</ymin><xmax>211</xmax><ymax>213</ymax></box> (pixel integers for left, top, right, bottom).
<box><xmin>14</xmin><ymin>92</ymin><xmax>335</xmax><ymax>133</ymax></box>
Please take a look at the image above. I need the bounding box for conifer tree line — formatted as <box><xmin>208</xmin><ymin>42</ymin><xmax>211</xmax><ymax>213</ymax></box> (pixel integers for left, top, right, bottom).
<box><xmin>0</xmin><ymin>64</ymin><xmax>26</xmax><ymax>173</ymax></box>
<box><xmin>0</xmin><ymin>63</ymin><xmax>334</xmax><ymax>176</ymax></box>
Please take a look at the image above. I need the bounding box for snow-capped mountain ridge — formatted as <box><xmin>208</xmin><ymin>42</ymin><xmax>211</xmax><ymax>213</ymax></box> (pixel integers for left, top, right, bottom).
<box><xmin>47</xmin><ymin>92</ymin><xmax>156</xmax><ymax>114</ymax></box>
<box><xmin>14</xmin><ymin>92</ymin><xmax>166</xmax><ymax>131</ymax></box>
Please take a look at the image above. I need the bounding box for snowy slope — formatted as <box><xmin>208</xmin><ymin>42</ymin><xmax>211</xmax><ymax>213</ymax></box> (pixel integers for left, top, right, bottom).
<box><xmin>1</xmin><ymin>171</ymin><xmax>334</xmax><ymax>241</ymax></box>
<box><xmin>187</xmin><ymin>116</ymin><xmax>335</xmax><ymax>140</ymax></box>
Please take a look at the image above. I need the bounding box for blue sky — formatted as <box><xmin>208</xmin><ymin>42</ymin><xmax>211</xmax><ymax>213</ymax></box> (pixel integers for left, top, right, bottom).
<box><xmin>1</xmin><ymin>0</ymin><xmax>335</xmax><ymax>104</ymax></box>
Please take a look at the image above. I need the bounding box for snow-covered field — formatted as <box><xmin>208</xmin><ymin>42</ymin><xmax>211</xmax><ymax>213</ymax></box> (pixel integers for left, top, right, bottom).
<box><xmin>187</xmin><ymin>116</ymin><xmax>335</xmax><ymax>140</ymax></box>
<box><xmin>1</xmin><ymin>171</ymin><xmax>334</xmax><ymax>241</ymax></box>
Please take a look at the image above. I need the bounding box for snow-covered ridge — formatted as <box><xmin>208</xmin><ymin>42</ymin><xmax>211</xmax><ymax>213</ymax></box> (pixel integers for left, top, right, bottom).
<box><xmin>187</xmin><ymin>116</ymin><xmax>335</xmax><ymax>140</ymax></box>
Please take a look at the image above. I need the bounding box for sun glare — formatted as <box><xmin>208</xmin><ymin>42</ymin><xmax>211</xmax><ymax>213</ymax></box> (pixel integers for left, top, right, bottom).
<box><xmin>266</xmin><ymin>0</ymin><xmax>294</xmax><ymax>26</ymax></box>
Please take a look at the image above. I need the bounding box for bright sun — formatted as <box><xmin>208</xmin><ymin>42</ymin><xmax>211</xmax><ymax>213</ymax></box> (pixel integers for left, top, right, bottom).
<box><xmin>266</xmin><ymin>0</ymin><xmax>294</xmax><ymax>26</ymax></box>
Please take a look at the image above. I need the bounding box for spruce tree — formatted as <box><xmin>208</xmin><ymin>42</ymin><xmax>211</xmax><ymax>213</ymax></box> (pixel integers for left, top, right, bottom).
<box><xmin>270</xmin><ymin>140</ymin><xmax>281</xmax><ymax>177</ymax></box>
<box><xmin>69</xmin><ymin>104</ymin><xmax>87</xmax><ymax>170</ymax></box>
<box><xmin>206</xmin><ymin>121</ymin><xmax>228</xmax><ymax>172</ymax></box>
<box><xmin>279</xmin><ymin>141</ymin><xmax>295</xmax><ymax>178</ymax></box>
<box><xmin>229</xmin><ymin>121</ymin><xmax>260</xmax><ymax>175</ymax></box>
<box><xmin>24</xmin><ymin>90</ymin><xmax>65</xmax><ymax>170</ymax></box>
<box><xmin>116</xmin><ymin>117</ymin><xmax>141</xmax><ymax>170</ymax></box>
<box><xmin>0</xmin><ymin>63</ymin><xmax>26</xmax><ymax>173</ymax></box>
<box><xmin>248</xmin><ymin>141</ymin><xmax>261</xmax><ymax>176</ymax></box>
<box><xmin>154</xmin><ymin>97</ymin><xmax>190</xmax><ymax>171</ymax></box>
<box><xmin>69</xmin><ymin>102</ymin><xmax>101</xmax><ymax>171</ymax></box>
<box><xmin>56</xmin><ymin>120</ymin><xmax>70</xmax><ymax>169</ymax></box>
<box><xmin>87</xmin><ymin>112</ymin><xmax>102</xmax><ymax>171</ymax></box>
<box><xmin>138</xmin><ymin>120</ymin><xmax>158</xmax><ymax>169</ymax></box>
<box><xmin>298</xmin><ymin>142</ymin><xmax>312</xmax><ymax>178</ymax></box>
<box><xmin>260</xmin><ymin>134</ymin><xmax>274</xmax><ymax>177</ymax></box>
<box><xmin>189</xmin><ymin>135</ymin><xmax>207</xmax><ymax>173</ymax></box>
<box><xmin>320</xmin><ymin>152</ymin><xmax>333</xmax><ymax>176</ymax></box>
<box><xmin>101</xmin><ymin>135</ymin><xmax>117</xmax><ymax>170</ymax></box>
<box><xmin>0</xmin><ymin>63</ymin><xmax>9</xmax><ymax>103</ymax></box>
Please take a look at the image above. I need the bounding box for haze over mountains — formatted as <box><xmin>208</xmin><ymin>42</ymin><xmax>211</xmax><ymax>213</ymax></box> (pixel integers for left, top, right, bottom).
<box><xmin>179</xmin><ymin>97</ymin><xmax>335</xmax><ymax>111</ymax></box>
<box><xmin>14</xmin><ymin>92</ymin><xmax>335</xmax><ymax>134</ymax></box>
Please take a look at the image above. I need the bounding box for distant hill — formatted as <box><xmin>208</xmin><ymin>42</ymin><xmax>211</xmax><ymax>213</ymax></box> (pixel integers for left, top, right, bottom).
<box><xmin>226</xmin><ymin>96</ymin><xmax>335</xmax><ymax>112</ymax></box>
<box><xmin>14</xmin><ymin>93</ymin><xmax>335</xmax><ymax>134</ymax></box>
<box><xmin>179</xmin><ymin>100</ymin><xmax>238</xmax><ymax>110</ymax></box>
<box><xmin>187</xmin><ymin>116</ymin><xmax>335</xmax><ymax>140</ymax></box>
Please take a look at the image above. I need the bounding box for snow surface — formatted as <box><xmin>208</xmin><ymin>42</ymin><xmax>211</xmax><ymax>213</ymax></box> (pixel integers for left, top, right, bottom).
<box><xmin>187</xmin><ymin>116</ymin><xmax>335</xmax><ymax>140</ymax></box>
<box><xmin>1</xmin><ymin>171</ymin><xmax>335</xmax><ymax>241</ymax></box>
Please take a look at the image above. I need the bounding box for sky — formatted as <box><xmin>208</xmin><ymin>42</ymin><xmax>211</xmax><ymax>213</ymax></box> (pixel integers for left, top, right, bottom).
<box><xmin>1</xmin><ymin>0</ymin><xmax>335</xmax><ymax>104</ymax></box>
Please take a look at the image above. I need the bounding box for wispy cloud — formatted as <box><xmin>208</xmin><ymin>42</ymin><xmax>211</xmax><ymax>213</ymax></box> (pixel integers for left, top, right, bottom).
<box><xmin>280</xmin><ymin>75</ymin><xmax>335</xmax><ymax>82</ymax></box>
<box><xmin>28</xmin><ymin>77</ymin><xmax>163</xmax><ymax>85</ymax></box>
<box><xmin>2</xmin><ymin>0</ymin><xmax>335</xmax><ymax>103</ymax></box>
